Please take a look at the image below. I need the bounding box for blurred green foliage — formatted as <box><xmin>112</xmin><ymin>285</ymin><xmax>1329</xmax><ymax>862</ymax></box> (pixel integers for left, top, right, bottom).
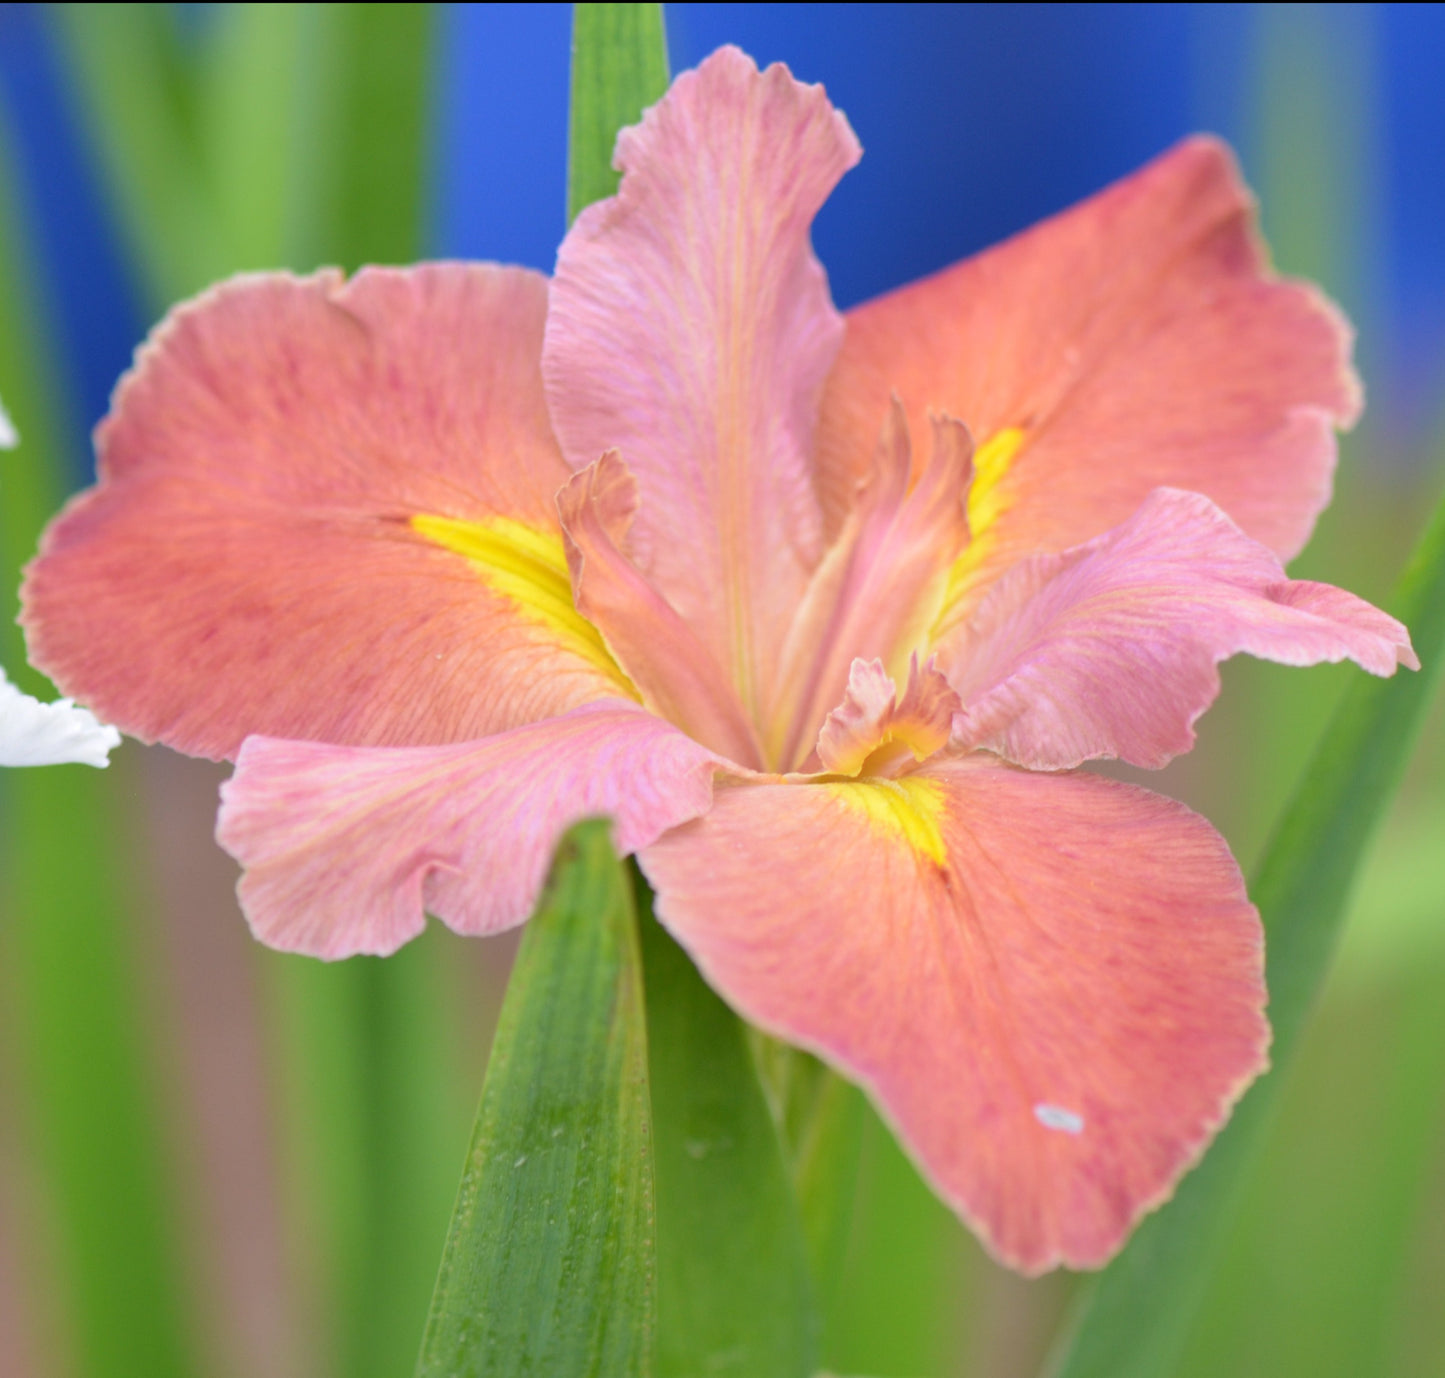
<box><xmin>0</xmin><ymin>116</ymin><xmax>199</xmax><ymax>1378</ymax></box>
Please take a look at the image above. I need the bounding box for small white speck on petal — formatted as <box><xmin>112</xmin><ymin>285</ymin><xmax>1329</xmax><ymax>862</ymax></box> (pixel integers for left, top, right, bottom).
<box><xmin>0</xmin><ymin>665</ymin><xmax>122</xmax><ymax>768</ymax></box>
<box><xmin>1034</xmin><ymin>1102</ymin><xmax>1085</xmax><ymax>1135</ymax></box>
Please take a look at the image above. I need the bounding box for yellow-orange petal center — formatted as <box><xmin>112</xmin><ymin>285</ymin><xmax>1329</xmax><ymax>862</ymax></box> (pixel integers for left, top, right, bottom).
<box><xmin>825</xmin><ymin>775</ymin><xmax>947</xmax><ymax>865</ymax></box>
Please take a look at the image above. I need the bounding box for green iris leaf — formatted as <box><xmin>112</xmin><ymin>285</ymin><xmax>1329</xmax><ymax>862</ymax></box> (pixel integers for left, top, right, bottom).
<box><xmin>414</xmin><ymin>822</ymin><xmax>656</xmax><ymax>1377</ymax></box>
<box><xmin>567</xmin><ymin>2</ymin><xmax>670</xmax><ymax>224</ymax></box>
<box><xmin>638</xmin><ymin>884</ymin><xmax>819</xmax><ymax>1378</ymax></box>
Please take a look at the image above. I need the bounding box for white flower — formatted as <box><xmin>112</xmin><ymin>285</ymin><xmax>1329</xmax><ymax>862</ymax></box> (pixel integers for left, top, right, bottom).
<box><xmin>0</xmin><ymin>665</ymin><xmax>121</xmax><ymax>768</ymax></box>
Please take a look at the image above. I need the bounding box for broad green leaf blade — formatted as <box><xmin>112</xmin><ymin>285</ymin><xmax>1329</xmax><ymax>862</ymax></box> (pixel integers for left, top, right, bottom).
<box><xmin>638</xmin><ymin>886</ymin><xmax>818</xmax><ymax>1378</ymax></box>
<box><xmin>1047</xmin><ymin>473</ymin><xmax>1445</xmax><ymax>1378</ymax></box>
<box><xmin>415</xmin><ymin>822</ymin><xmax>655</xmax><ymax>1378</ymax></box>
<box><xmin>0</xmin><ymin>116</ymin><xmax>198</xmax><ymax>1378</ymax></box>
<box><xmin>567</xmin><ymin>2</ymin><xmax>669</xmax><ymax>224</ymax></box>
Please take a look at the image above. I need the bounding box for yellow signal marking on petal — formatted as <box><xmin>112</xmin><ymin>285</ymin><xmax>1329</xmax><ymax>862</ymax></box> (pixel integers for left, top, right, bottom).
<box><xmin>410</xmin><ymin>513</ymin><xmax>633</xmax><ymax>689</ymax></box>
<box><xmin>826</xmin><ymin>776</ymin><xmax>948</xmax><ymax>866</ymax></box>
<box><xmin>967</xmin><ymin>426</ymin><xmax>1026</xmax><ymax>535</ymax></box>
<box><xmin>936</xmin><ymin>426</ymin><xmax>1027</xmax><ymax>627</ymax></box>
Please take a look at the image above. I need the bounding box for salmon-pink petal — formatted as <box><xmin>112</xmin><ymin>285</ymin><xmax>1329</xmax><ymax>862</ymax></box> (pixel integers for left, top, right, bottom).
<box><xmin>23</xmin><ymin>266</ymin><xmax>628</xmax><ymax>761</ymax></box>
<box><xmin>557</xmin><ymin>451</ymin><xmax>764</xmax><ymax>768</ymax></box>
<box><xmin>640</xmin><ymin>757</ymin><xmax>1268</xmax><ymax>1274</ymax></box>
<box><xmin>943</xmin><ymin>488</ymin><xmax>1417</xmax><ymax>771</ymax></box>
<box><xmin>816</xmin><ymin>656</ymin><xmax>959</xmax><ymax>776</ymax></box>
<box><xmin>770</xmin><ymin>404</ymin><xmax>971</xmax><ymax>769</ymax></box>
<box><xmin>545</xmin><ymin>46</ymin><xmax>861</xmax><ymax>723</ymax></box>
<box><xmin>217</xmin><ymin>702</ymin><xmax>722</xmax><ymax>959</ymax></box>
<box><xmin>816</xmin><ymin>138</ymin><xmax>1359</xmax><ymax>618</ymax></box>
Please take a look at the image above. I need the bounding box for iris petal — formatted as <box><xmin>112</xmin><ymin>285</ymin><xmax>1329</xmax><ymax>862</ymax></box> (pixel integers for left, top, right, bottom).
<box><xmin>642</xmin><ymin>755</ymin><xmax>1269</xmax><ymax>1274</ymax></box>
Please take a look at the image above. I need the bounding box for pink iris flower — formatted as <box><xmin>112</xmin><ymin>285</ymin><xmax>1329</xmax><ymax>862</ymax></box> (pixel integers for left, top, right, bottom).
<box><xmin>22</xmin><ymin>49</ymin><xmax>1415</xmax><ymax>1273</ymax></box>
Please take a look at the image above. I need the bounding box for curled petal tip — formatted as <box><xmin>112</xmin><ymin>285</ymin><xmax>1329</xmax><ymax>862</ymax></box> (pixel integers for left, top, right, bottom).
<box><xmin>940</xmin><ymin>488</ymin><xmax>1421</xmax><ymax>772</ymax></box>
<box><xmin>816</xmin><ymin>655</ymin><xmax>959</xmax><ymax>776</ymax></box>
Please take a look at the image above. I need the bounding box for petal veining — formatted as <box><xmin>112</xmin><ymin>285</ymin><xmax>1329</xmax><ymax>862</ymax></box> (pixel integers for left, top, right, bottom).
<box><xmin>409</xmin><ymin>511</ymin><xmax>626</xmax><ymax>683</ymax></box>
<box><xmin>557</xmin><ymin>451</ymin><xmax>764</xmax><ymax>768</ymax></box>
<box><xmin>816</xmin><ymin>137</ymin><xmax>1360</xmax><ymax>621</ymax></box>
<box><xmin>545</xmin><ymin>45</ymin><xmax>861</xmax><ymax>723</ymax></box>
<box><xmin>941</xmin><ymin>487</ymin><xmax>1417</xmax><ymax>771</ymax></box>
<box><xmin>641</xmin><ymin>756</ymin><xmax>1269</xmax><ymax>1274</ymax></box>
<box><xmin>218</xmin><ymin>701</ymin><xmax>723</xmax><ymax>959</ymax></box>
<box><xmin>24</xmin><ymin>266</ymin><xmax>619</xmax><ymax>759</ymax></box>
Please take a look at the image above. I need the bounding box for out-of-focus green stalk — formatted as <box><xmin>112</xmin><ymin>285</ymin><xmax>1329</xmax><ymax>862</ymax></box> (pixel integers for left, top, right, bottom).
<box><xmin>201</xmin><ymin>3</ymin><xmax>329</xmax><ymax>273</ymax></box>
<box><xmin>324</xmin><ymin>4</ymin><xmax>435</xmax><ymax>268</ymax></box>
<box><xmin>1175</xmin><ymin>931</ymin><xmax>1445</xmax><ymax>1376</ymax></box>
<box><xmin>749</xmin><ymin>1040</ymin><xmax>866</xmax><ymax>1316</ymax></box>
<box><xmin>52</xmin><ymin>8</ymin><xmax>458</xmax><ymax>1376</ymax></box>
<box><xmin>820</xmin><ymin>1103</ymin><xmax>970</xmax><ymax>1377</ymax></box>
<box><xmin>50</xmin><ymin>3</ymin><xmax>220</xmax><ymax>304</ymax></box>
<box><xmin>0</xmin><ymin>118</ymin><xmax>199</xmax><ymax>1378</ymax></box>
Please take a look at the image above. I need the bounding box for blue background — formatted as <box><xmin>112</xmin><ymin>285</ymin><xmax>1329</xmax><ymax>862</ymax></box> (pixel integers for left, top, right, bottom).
<box><xmin>3</xmin><ymin>3</ymin><xmax>1445</xmax><ymax>475</ymax></box>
